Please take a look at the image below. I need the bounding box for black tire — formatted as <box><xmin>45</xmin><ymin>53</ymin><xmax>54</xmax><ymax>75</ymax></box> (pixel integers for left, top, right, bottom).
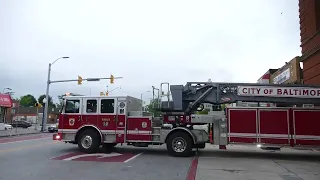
<box><xmin>103</xmin><ymin>143</ymin><xmax>117</xmax><ymax>148</ymax></box>
<box><xmin>193</xmin><ymin>143</ymin><xmax>206</xmax><ymax>149</ymax></box>
<box><xmin>166</xmin><ymin>131</ymin><xmax>193</xmax><ymax>157</ymax></box>
<box><xmin>77</xmin><ymin>129</ymin><xmax>101</xmax><ymax>153</ymax></box>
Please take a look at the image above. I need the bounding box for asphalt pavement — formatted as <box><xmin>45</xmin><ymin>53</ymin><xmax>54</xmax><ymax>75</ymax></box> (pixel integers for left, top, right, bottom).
<box><xmin>196</xmin><ymin>145</ymin><xmax>320</xmax><ymax>180</ymax></box>
<box><xmin>0</xmin><ymin>135</ymin><xmax>319</xmax><ymax>180</ymax></box>
<box><xmin>0</xmin><ymin>134</ymin><xmax>193</xmax><ymax>180</ymax></box>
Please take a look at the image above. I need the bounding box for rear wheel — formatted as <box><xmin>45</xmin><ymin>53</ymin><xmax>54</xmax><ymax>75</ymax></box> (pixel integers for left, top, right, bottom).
<box><xmin>77</xmin><ymin>129</ymin><xmax>101</xmax><ymax>153</ymax></box>
<box><xmin>166</xmin><ymin>131</ymin><xmax>193</xmax><ymax>157</ymax></box>
<box><xmin>102</xmin><ymin>143</ymin><xmax>117</xmax><ymax>149</ymax></box>
<box><xmin>193</xmin><ymin>143</ymin><xmax>206</xmax><ymax>149</ymax></box>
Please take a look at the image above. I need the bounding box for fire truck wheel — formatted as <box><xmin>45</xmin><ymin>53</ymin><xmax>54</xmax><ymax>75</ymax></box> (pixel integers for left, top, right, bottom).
<box><xmin>77</xmin><ymin>129</ymin><xmax>101</xmax><ymax>153</ymax></box>
<box><xmin>166</xmin><ymin>131</ymin><xmax>193</xmax><ymax>157</ymax></box>
<box><xmin>193</xmin><ymin>143</ymin><xmax>206</xmax><ymax>149</ymax></box>
<box><xmin>102</xmin><ymin>143</ymin><xmax>117</xmax><ymax>149</ymax></box>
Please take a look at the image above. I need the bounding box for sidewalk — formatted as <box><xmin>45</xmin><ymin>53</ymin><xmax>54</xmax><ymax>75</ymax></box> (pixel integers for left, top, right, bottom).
<box><xmin>195</xmin><ymin>145</ymin><xmax>320</xmax><ymax>180</ymax></box>
<box><xmin>0</xmin><ymin>126</ymin><xmax>41</xmax><ymax>137</ymax></box>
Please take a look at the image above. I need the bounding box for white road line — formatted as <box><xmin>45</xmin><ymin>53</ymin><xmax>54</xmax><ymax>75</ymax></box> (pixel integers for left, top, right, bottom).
<box><xmin>49</xmin><ymin>151</ymin><xmax>76</xmax><ymax>160</ymax></box>
<box><xmin>63</xmin><ymin>153</ymin><xmax>122</xmax><ymax>161</ymax></box>
<box><xmin>0</xmin><ymin>137</ymin><xmax>51</xmax><ymax>145</ymax></box>
<box><xmin>124</xmin><ymin>152</ymin><xmax>143</xmax><ymax>163</ymax></box>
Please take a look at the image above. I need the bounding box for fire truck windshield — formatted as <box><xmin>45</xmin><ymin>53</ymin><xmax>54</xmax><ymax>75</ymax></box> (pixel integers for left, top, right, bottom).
<box><xmin>59</xmin><ymin>99</ymin><xmax>65</xmax><ymax>113</ymax></box>
<box><xmin>65</xmin><ymin>99</ymin><xmax>80</xmax><ymax>113</ymax></box>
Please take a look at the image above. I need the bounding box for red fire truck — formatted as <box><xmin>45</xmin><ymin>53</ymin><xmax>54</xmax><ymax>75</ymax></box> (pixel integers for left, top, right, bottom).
<box><xmin>53</xmin><ymin>82</ymin><xmax>320</xmax><ymax>157</ymax></box>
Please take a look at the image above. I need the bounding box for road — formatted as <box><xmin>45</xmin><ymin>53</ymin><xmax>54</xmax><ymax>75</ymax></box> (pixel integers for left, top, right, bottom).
<box><xmin>0</xmin><ymin>134</ymin><xmax>192</xmax><ymax>180</ymax></box>
<box><xmin>0</xmin><ymin>134</ymin><xmax>319</xmax><ymax>180</ymax></box>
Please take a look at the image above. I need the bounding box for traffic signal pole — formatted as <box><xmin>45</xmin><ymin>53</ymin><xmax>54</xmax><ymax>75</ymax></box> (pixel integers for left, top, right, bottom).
<box><xmin>50</xmin><ymin>77</ymin><xmax>122</xmax><ymax>83</ymax></box>
<box><xmin>43</xmin><ymin>63</ymin><xmax>52</xmax><ymax>132</ymax></box>
<box><xmin>42</xmin><ymin>73</ymin><xmax>122</xmax><ymax>132</ymax></box>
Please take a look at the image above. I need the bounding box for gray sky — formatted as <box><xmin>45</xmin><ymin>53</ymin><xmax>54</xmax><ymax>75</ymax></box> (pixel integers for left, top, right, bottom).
<box><xmin>0</xmin><ymin>0</ymin><xmax>301</xmax><ymax>104</ymax></box>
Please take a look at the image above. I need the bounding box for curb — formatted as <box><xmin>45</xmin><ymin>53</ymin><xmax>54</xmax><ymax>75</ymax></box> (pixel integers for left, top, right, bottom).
<box><xmin>186</xmin><ymin>152</ymin><xmax>199</xmax><ymax>180</ymax></box>
<box><xmin>0</xmin><ymin>132</ymin><xmax>42</xmax><ymax>138</ymax></box>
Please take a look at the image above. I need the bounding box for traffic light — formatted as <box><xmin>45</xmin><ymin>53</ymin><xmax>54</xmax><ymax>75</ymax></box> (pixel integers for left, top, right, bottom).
<box><xmin>78</xmin><ymin>75</ymin><xmax>83</xmax><ymax>85</ymax></box>
<box><xmin>34</xmin><ymin>103</ymin><xmax>42</xmax><ymax>107</ymax></box>
<box><xmin>100</xmin><ymin>92</ymin><xmax>104</xmax><ymax>96</ymax></box>
<box><xmin>110</xmin><ymin>74</ymin><xmax>114</xmax><ymax>84</ymax></box>
<box><xmin>105</xmin><ymin>91</ymin><xmax>109</xmax><ymax>96</ymax></box>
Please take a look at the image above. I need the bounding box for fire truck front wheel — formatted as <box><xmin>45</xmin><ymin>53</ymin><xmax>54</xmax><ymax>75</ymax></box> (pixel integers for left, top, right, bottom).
<box><xmin>77</xmin><ymin>129</ymin><xmax>101</xmax><ymax>153</ymax></box>
<box><xmin>166</xmin><ymin>131</ymin><xmax>193</xmax><ymax>157</ymax></box>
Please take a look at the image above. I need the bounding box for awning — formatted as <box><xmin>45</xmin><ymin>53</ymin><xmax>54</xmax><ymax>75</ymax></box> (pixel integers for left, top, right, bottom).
<box><xmin>0</xmin><ymin>94</ymin><xmax>12</xmax><ymax>108</ymax></box>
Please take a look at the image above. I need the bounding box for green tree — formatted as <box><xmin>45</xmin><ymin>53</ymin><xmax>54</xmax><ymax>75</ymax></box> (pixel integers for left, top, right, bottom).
<box><xmin>196</xmin><ymin>109</ymin><xmax>210</xmax><ymax>114</ymax></box>
<box><xmin>38</xmin><ymin>94</ymin><xmax>55</xmax><ymax>108</ymax></box>
<box><xmin>145</xmin><ymin>98</ymin><xmax>162</xmax><ymax>117</ymax></box>
<box><xmin>20</xmin><ymin>94</ymin><xmax>37</xmax><ymax>107</ymax></box>
<box><xmin>56</xmin><ymin>94</ymin><xmax>65</xmax><ymax>110</ymax></box>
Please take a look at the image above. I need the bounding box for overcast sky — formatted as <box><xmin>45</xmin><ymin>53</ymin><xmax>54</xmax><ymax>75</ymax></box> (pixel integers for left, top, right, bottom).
<box><xmin>0</xmin><ymin>0</ymin><xmax>301</xmax><ymax>103</ymax></box>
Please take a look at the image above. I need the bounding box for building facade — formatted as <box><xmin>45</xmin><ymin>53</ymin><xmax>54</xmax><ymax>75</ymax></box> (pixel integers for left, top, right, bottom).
<box><xmin>0</xmin><ymin>94</ymin><xmax>12</xmax><ymax>130</ymax></box>
<box><xmin>299</xmin><ymin>0</ymin><xmax>320</xmax><ymax>84</ymax></box>
<box><xmin>0</xmin><ymin>93</ymin><xmax>12</xmax><ymax>123</ymax></box>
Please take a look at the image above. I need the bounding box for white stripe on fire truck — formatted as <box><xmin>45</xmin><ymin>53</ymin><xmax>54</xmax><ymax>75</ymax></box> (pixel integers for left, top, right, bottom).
<box><xmin>229</xmin><ymin>133</ymin><xmax>320</xmax><ymax>140</ymax></box>
<box><xmin>229</xmin><ymin>133</ymin><xmax>288</xmax><ymax>138</ymax></box>
<box><xmin>58</xmin><ymin>129</ymin><xmax>76</xmax><ymax>133</ymax></box>
<box><xmin>100</xmin><ymin>130</ymin><xmax>152</xmax><ymax>134</ymax></box>
<box><xmin>58</xmin><ymin>129</ymin><xmax>152</xmax><ymax>135</ymax></box>
<box><xmin>295</xmin><ymin>135</ymin><xmax>320</xmax><ymax>140</ymax></box>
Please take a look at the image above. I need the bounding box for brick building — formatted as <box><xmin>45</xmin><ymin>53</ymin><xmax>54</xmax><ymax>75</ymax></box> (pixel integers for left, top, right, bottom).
<box><xmin>299</xmin><ymin>0</ymin><xmax>320</xmax><ymax>84</ymax></box>
<box><xmin>4</xmin><ymin>100</ymin><xmax>59</xmax><ymax>124</ymax></box>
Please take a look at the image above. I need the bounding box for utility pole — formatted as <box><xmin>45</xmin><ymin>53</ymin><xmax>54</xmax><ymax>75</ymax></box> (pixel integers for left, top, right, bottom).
<box><xmin>43</xmin><ymin>57</ymin><xmax>69</xmax><ymax>132</ymax></box>
<box><xmin>141</xmin><ymin>91</ymin><xmax>151</xmax><ymax>111</ymax></box>
<box><xmin>35</xmin><ymin>107</ymin><xmax>38</xmax><ymax>130</ymax></box>
<box><xmin>151</xmin><ymin>86</ymin><xmax>160</xmax><ymax>109</ymax></box>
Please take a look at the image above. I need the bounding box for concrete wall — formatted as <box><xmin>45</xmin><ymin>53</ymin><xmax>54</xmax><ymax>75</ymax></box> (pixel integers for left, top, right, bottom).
<box><xmin>299</xmin><ymin>0</ymin><xmax>320</xmax><ymax>84</ymax></box>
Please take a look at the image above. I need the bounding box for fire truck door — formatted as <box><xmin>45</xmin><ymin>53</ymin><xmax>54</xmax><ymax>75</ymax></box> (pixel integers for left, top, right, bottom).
<box><xmin>98</xmin><ymin>98</ymin><xmax>117</xmax><ymax>136</ymax></box>
<box><xmin>63</xmin><ymin>98</ymin><xmax>82</xmax><ymax>130</ymax></box>
<box><xmin>82</xmin><ymin>98</ymin><xmax>98</xmax><ymax>127</ymax></box>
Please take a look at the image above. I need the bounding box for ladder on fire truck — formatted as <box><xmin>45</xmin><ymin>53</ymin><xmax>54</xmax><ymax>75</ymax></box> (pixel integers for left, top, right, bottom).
<box><xmin>157</xmin><ymin>82</ymin><xmax>320</xmax><ymax>114</ymax></box>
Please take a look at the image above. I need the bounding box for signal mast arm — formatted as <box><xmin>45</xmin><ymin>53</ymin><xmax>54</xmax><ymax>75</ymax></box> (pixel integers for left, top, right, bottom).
<box><xmin>161</xmin><ymin>82</ymin><xmax>320</xmax><ymax>113</ymax></box>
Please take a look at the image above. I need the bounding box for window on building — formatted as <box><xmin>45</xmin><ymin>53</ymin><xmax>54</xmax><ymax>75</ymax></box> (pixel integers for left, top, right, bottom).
<box><xmin>100</xmin><ymin>99</ymin><xmax>115</xmax><ymax>113</ymax></box>
<box><xmin>65</xmin><ymin>99</ymin><xmax>80</xmax><ymax>113</ymax></box>
<box><xmin>316</xmin><ymin>0</ymin><xmax>320</xmax><ymax>30</ymax></box>
<box><xmin>86</xmin><ymin>99</ymin><xmax>97</xmax><ymax>113</ymax></box>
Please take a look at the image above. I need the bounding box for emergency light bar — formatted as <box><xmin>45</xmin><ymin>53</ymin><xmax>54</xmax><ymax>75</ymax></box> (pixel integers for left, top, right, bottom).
<box><xmin>64</xmin><ymin>93</ymin><xmax>84</xmax><ymax>96</ymax></box>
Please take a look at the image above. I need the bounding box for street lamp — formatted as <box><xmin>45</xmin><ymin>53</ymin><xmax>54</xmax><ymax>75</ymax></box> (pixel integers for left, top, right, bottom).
<box><xmin>2</xmin><ymin>88</ymin><xmax>12</xmax><ymax>93</ymax></box>
<box><xmin>141</xmin><ymin>91</ymin><xmax>151</xmax><ymax>111</ymax></box>
<box><xmin>109</xmin><ymin>86</ymin><xmax>121</xmax><ymax>93</ymax></box>
<box><xmin>43</xmin><ymin>57</ymin><xmax>69</xmax><ymax>131</ymax></box>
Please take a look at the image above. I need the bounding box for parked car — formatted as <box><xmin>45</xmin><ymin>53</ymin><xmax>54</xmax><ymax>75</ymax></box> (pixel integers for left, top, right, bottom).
<box><xmin>48</xmin><ymin>123</ymin><xmax>58</xmax><ymax>133</ymax></box>
<box><xmin>9</xmin><ymin>121</ymin><xmax>32</xmax><ymax>128</ymax></box>
<box><xmin>4</xmin><ymin>123</ymin><xmax>12</xmax><ymax>130</ymax></box>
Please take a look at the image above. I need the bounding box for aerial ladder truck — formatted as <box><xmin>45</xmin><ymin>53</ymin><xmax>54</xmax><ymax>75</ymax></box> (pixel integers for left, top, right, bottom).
<box><xmin>53</xmin><ymin>82</ymin><xmax>320</xmax><ymax>157</ymax></box>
